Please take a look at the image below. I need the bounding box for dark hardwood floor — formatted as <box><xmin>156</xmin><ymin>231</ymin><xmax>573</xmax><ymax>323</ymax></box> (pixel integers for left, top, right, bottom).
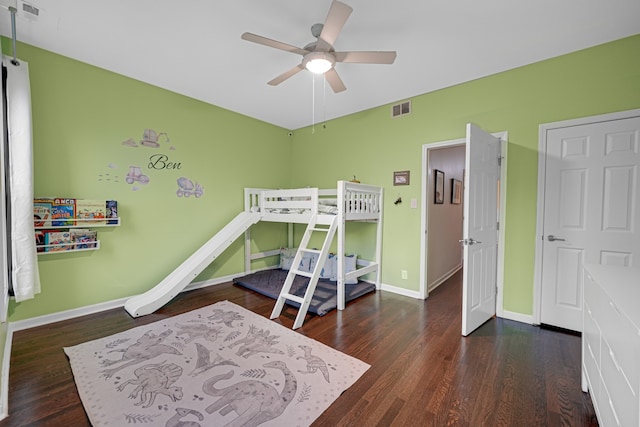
<box><xmin>1</xmin><ymin>270</ymin><xmax>598</xmax><ymax>426</ymax></box>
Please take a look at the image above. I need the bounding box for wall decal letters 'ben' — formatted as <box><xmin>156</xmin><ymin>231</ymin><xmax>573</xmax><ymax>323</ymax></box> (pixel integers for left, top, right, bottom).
<box><xmin>148</xmin><ymin>154</ymin><xmax>181</xmax><ymax>170</ymax></box>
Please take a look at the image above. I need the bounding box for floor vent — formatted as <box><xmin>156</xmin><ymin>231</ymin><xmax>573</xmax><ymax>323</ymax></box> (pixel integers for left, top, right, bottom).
<box><xmin>392</xmin><ymin>100</ymin><xmax>411</xmax><ymax>118</ymax></box>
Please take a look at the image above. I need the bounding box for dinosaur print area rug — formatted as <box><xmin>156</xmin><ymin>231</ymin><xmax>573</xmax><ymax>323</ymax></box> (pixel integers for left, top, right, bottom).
<box><xmin>64</xmin><ymin>300</ymin><xmax>369</xmax><ymax>426</ymax></box>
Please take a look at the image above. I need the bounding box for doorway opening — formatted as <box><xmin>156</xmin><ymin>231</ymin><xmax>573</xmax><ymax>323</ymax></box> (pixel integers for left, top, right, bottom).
<box><xmin>426</xmin><ymin>143</ymin><xmax>465</xmax><ymax>294</ymax></box>
<box><xmin>420</xmin><ymin>129</ymin><xmax>508</xmax><ymax>329</ymax></box>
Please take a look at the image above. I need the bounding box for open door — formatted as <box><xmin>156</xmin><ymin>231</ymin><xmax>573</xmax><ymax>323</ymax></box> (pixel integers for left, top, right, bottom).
<box><xmin>461</xmin><ymin>123</ymin><xmax>501</xmax><ymax>336</ymax></box>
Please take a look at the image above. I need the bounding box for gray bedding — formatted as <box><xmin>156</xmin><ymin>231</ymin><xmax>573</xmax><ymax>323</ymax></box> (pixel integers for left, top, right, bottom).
<box><xmin>233</xmin><ymin>268</ymin><xmax>376</xmax><ymax>316</ymax></box>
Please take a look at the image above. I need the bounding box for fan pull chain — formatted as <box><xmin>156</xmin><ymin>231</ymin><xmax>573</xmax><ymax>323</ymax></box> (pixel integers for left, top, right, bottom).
<box><xmin>323</xmin><ymin>76</ymin><xmax>327</xmax><ymax>129</ymax></box>
<box><xmin>311</xmin><ymin>73</ymin><xmax>316</xmax><ymax>134</ymax></box>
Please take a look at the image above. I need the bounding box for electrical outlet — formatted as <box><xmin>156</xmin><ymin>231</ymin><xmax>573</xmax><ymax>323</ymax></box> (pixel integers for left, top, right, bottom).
<box><xmin>401</xmin><ymin>270</ymin><xmax>408</xmax><ymax>279</ymax></box>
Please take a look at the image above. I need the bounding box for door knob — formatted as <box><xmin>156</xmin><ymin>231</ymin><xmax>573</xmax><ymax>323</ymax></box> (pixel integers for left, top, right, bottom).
<box><xmin>547</xmin><ymin>235</ymin><xmax>565</xmax><ymax>242</ymax></box>
<box><xmin>459</xmin><ymin>238</ymin><xmax>482</xmax><ymax>245</ymax></box>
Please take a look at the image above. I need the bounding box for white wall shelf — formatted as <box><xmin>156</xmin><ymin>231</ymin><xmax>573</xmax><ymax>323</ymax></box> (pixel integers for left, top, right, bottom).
<box><xmin>35</xmin><ymin>217</ymin><xmax>120</xmax><ymax>255</ymax></box>
<box><xmin>37</xmin><ymin>241</ymin><xmax>101</xmax><ymax>254</ymax></box>
<box><xmin>34</xmin><ymin>217</ymin><xmax>121</xmax><ymax>229</ymax></box>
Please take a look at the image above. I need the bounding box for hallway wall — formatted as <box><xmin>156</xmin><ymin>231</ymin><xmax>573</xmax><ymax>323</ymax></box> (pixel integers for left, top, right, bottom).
<box><xmin>427</xmin><ymin>145</ymin><xmax>465</xmax><ymax>290</ymax></box>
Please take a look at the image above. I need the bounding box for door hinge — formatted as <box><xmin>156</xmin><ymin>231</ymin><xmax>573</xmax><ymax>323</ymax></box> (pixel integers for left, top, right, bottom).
<box><xmin>497</xmin><ymin>221</ymin><xmax>500</xmax><ymax>231</ymax></box>
<box><xmin>498</xmin><ymin>156</ymin><xmax>503</xmax><ymax>166</ymax></box>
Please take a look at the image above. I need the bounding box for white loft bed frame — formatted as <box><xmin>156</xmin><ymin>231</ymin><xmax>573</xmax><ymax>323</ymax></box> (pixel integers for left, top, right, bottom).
<box><xmin>242</xmin><ymin>180</ymin><xmax>384</xmax><ymax>311</ymax></box>
<box><xmin>124</xmin><ymin>180</ymin><xmax>383</xmax><ymax>321</ymax></box>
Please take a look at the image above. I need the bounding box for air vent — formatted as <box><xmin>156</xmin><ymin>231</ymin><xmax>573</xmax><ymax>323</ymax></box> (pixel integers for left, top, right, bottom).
<box><xmin>22</xmin><ymin>1</ymin><xmax>39</xmax><ymax>17</ymax></box>
<box><xmin>391</xmin><ymin>100</ymin><xmax>411</xmax><ymax>118</ymax></box>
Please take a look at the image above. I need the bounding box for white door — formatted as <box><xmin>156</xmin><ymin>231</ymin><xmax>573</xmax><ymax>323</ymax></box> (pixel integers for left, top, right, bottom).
<box><xmin>462</xmin><ymin>123</ymin><xmax>501</xmax><ymax>336</ymax></box>
<box><xmin>540</xmin><ymin>116</ymin><xmax>640</xmax><ymax>331</ymax></box>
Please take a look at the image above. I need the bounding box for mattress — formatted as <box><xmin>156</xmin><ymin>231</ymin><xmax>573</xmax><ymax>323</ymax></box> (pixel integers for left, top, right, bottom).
<box><xmin>233</xmin><ymin>268</ymin><xmax>376</xmax><ymax>316</ymax></box>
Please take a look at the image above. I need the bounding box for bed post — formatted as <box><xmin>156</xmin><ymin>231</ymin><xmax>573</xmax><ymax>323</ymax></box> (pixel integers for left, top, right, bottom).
<box><xmin>375</xmin><ymin>187</ymin><xmax>383</xmax><ymax>289</ymax></box>
<box><xmin>337</xmin><ymin>181</ymin><xmax>346</xmax><ymax>310</ymax></box>
<box><xmin>243</xmin><ymin>188</ymin><xmax>253</xmax><ymax>274</ymax></box>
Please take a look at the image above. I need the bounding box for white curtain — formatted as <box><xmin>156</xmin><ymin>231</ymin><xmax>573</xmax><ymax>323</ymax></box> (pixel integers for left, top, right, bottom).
<box><xmin>3</xmin><ymin>56</ymin><xmax>40</xmax><ymax>305</ymax></box>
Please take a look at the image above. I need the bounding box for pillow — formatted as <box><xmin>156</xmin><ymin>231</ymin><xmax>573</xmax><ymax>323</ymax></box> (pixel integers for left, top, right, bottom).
<box><xmin>330</xmin><ymin>254</ymin><xmax>358</xmax><ymax>284</ymax></box>
<box><xmin>279</xmin><ymin>247</ymin><xmax>297</xmax><ymax>270</ymax></box>
<box><xmin>299</xmin><ymin>251</ymin><xmax>318</xmax><ymax>273</ymax></box>
<box><xmin>318</xmin><ymin>204</ymin><xmax>338</xmax><ymax>215</ymax></box>
<box><xmin>280</xmin><ymin>247</ymin><xmax>319</xmax><ymax>273</ymax></box>
<box><xmin>344</xmin><ymin>254</ymin><xmax>358</xmax><ymax>284</ymax></box>
<box><xmin>320</xmin><ymin>253</ymin><xmax>336</xmax><ymax>279</ymax></box>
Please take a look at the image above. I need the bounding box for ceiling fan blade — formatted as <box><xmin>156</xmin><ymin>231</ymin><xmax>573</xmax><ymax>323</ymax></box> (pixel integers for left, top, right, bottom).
<box><xmin>268</xmin><ymin>64</ymin><xmax>305</xmax><ymax>86</ymax></box>
<box><xmin>334</xmin><ymin>51</ymin><xmax>397</xmax><ymax>64</ymax></box>
<box><xmin>324</xmin><ymin>68</ymin><xmax>346</xmax><ymax>93</ymax></box>
<box><xmin>316</xmin><ymin>0</ymin><xmax>353</xmax><ymax>51</ymax></box>
<box><xmin>241</xmin><ymin>32</ymin><xmax>309</xmax><ymax>56</ymax></box>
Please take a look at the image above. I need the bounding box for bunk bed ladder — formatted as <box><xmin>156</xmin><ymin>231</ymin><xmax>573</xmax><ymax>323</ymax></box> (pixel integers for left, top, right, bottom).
<box><xmin>270</xmin><ymin>214</ymin><xmax>338</xmax><ymax>329</ymax></box>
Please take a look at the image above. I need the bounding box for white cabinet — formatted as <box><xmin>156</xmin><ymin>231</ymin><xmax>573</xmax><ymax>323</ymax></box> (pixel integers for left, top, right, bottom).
<box><xmin>582</xmin><ymin>264</ymin><xmax>640</xmax><ymax>427</ymax></box>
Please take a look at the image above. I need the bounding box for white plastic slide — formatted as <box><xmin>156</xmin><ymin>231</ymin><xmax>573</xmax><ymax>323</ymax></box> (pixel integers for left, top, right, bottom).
<box><xmin>124</xmin><ymin>211</ymin><xmax>261</xmax><ymax>317</ymax></box>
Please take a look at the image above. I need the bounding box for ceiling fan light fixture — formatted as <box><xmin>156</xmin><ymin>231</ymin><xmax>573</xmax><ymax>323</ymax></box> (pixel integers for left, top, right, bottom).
<box><xmin>303</xmin><ymin>52</ymin><xmax>335</xmax><ymax>74</ymax></box>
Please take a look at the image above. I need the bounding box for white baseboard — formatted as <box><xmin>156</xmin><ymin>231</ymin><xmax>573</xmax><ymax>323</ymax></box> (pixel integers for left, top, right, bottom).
<box><xmin>9</xmin><ymin>273</ymin><xmax>241</xmax><ymax>332</ymax></box>
<box><xmin>9</xmin><ymin>297</ymin><xmax>130</xmax><ymax>332</ymax></box>
<box><xmin>380</xmin><ymin>282</ymin><xmax>422</xmax><ymax>299</ymax></box>
<box><xmin>427</xmin><ymin>264</ymin><xmax>462</xmax><ymax>293</ymax></box>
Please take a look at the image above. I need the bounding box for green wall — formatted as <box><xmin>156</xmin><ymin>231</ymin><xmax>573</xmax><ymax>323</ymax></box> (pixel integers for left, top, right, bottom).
<box><xmin>3</xmin><ymin>34</ymin><xmax>640</xmax><ymax>322</ymax></box>
<box><xmin>289</xmin><ymin>34</ymin><xmax>640</xmax><ymax>314</ymax></box>
<box><xmin>293</xmin><ymin>35</ymin><xmax>640</xmax><ymax>315</ymax></box>
<box><xmin>4</xmin><ymin>41</ymin><xmax>292</xmax><ymax>321</ymax></box>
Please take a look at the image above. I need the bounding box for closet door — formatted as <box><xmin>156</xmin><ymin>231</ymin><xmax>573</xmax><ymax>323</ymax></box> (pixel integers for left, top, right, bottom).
<box><xmin>539</xmin><ymin>115</ymin><xmax>640</xmax><ymax>331</ymax></box>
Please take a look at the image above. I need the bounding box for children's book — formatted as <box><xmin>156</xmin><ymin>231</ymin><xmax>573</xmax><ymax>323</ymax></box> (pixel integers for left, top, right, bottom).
<box><xmin>76</xmin><ymin>199</ymin><xmax>107</xmax><ymax>226</ymax></box>
<box><xmin>33</xmin><ymin>198</ymin><xmax>53</xmax><ymax>228</ymax></box>
<box><xmin>106</xmin><ymin>200</ymin><xmax>118</xmax><ymax>225</ymax></box>
<box><xmin>34</xmin><ymin>230</ymin><xmax>46</xmax><ymax>253</ymax></box>
<box><xmin>44</xmin><ymin>230</ymin><xmax>72</xmax><ymax>252</ymax></box>
<box><xmin>51</xmin><ymin>198</ymin><xmax>76</xmax><ymax>226</ymax></box>
<box><xmin>70</xmin><ymin>229</ymin><xmax>97</xmax><ymax>249</ymax></box>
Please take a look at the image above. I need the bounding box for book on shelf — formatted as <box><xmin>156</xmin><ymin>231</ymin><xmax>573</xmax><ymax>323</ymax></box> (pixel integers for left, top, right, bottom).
<box><xmin>70</xmin><ymin>229</ymin><xmax>98</xmax><ymax>249</ymax></box>
<box><xmin>34</xmin><ymin>197</ymin><xmax>119</xmax><ymax>229</ymax></box>
<box><xmin>76</xmin><ymin>199</ymin><xmax>107</xmax><ymax>226</ymax></box>
<box><xmin>51</xmin><ymin>198</ymin><xmax>76</xmax><ymax>226</ymax></box>
<box><xmin>106</xmin><ymin>200</ymin><xmax>118</xmax><ymax>224</ymax></box>
<box><xmin>33</xmin><ymin>198</ymin><xmax>53</xmax><ymax>228</ymax></box>
<box><xmin>44</xmin><ymin>230</ymin><xmax>72</xmax><ymax>252</ymax></box>
<box><xmin>34</xmin><ymin>230</ymin><xmax>46</xmax><ymax>253</ymax></box>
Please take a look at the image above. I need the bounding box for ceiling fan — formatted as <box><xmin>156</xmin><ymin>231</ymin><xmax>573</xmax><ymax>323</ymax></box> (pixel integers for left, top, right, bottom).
<box><xmin>241</xmin><ymin>0</ymin><xmax>397</xmax><ymax>93</ymax></box>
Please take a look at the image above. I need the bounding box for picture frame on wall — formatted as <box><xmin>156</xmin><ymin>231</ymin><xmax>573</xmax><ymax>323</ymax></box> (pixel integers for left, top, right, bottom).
<box><xmin>393</xmin><ymin>170</ymin><xmax>410</xmax><ymax>186</ymax></box>
<box><xmin>451</xmin><ymin>179</ymin><xmax>462</xmax><ymax>204</ymax></box>
<box><xmin>434</xmin><ymin>169</ymin><xmax>444</xmax><ymax>204</ymax></box>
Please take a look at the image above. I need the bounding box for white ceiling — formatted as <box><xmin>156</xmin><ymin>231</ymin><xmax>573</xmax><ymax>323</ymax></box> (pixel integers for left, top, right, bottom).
<box><xmin>0</xmin><ymin>0</ymin><xmax>638</xmax><ymax>130</ymax></box>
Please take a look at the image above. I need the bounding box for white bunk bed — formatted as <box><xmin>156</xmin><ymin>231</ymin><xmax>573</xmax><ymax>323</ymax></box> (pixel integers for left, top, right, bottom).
<box><xmin>241</xmin><ymin>181</ymin><xmax>383</xmax><ymax>324</ymax></box>
<box><xmin>124</xmin><ymin>180</ymin><xmax>382</xmax><ymax>329</ymax></box>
